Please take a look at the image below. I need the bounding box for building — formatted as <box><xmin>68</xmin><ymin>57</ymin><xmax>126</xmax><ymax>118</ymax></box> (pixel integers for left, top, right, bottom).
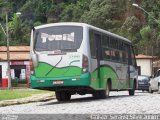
<box><xmin>0</xmin><ymin>46</ymin><xmax>30</xmax><ymax>87</ymax></box>
<box><xmin>136</xmin><ymin>54</ymin><xmax>155</xmax><ymax>76</ymax></box>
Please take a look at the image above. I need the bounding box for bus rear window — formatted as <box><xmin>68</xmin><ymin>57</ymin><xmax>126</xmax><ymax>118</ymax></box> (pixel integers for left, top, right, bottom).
<box><xmin>34</xmin><ymin>26</ymin><xmax>83</xmax><ymax>51</ymax></box>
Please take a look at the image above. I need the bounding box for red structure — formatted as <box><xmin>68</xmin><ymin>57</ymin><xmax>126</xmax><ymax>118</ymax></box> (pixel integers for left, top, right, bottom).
<box><xmin>2</xmin><ymin>78</ymin><xmax>8</xmax><ymax>88</ymax></box>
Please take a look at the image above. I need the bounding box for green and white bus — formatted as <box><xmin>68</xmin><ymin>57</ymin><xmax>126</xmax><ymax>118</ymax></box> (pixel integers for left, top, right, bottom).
<box><xmin>30</xmin><ymin>22</ymin><xmax>138</xmax><ymax>101</ymax></box>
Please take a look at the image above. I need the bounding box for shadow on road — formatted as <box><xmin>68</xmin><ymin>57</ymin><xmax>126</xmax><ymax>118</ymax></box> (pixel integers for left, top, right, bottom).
<box><xmin>39</xmin><ymin>94</ymin><xmax>139</xmax><ymax>106</ymax></box>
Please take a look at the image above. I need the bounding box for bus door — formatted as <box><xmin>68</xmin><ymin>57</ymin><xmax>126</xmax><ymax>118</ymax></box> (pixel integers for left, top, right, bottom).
<box><xmin>94</xmin><ymin>33</ymin><xmax>102</xmax><ymax>88</ymax></box>
<box><xmin>128</xmin><ymin>46</ymin><xmax>138</xmax><ymax>88</ymax></box>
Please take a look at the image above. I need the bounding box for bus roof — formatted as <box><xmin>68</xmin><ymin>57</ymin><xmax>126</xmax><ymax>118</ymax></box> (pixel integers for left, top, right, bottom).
<box><xmin>34</xmin><ymin>22</ymin><xmax>131</xmax><ymax>43</ymax></box>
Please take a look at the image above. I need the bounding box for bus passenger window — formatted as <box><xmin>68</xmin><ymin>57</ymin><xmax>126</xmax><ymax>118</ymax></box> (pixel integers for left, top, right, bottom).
<box><xmin>115</xmin><ymin>51</ymin><xmax>120</xmax><ymax>61</ymax></box>
<box><xmin>102</xmin><ymin>35</ymin><xmax>110</xmax><ymax>47</ymax></box>
<box><xmin>112</xmin><ymin>50</ymin><xmax>116</xmax><ymax>61</ymax></box>
<box><xmin>103</xmin><ymin>48</ymin><xmax>111</xmax><ymax>59</ymax></box>
<box><xmin>122</xmin><ymin>52</ymin><xmax>127</xmax><ymax>63</ymax></box>
<box><xmin>131</xmin><ymin>47</ymin><xmax>137</xmax><ymax>66</ymax></box>
<box><xmin>89</xmin><ymin>30</ymin><xmax>96</xmax><ymax>58</ymax></box>
<box><xmin>110</xmin><ymin>37</ymin><xmax>118</xmax><ymax>49</ymax></box>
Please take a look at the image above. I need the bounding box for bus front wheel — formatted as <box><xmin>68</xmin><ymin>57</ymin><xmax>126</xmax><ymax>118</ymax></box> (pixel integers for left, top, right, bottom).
<box><xmin>55</xmin><ymin>91</ymin><xmax>71</xmax><ymax>101</ymax></box>
<box><xmin>129</xmin><ymin>81</ymin><xmax>136</xmax><ymax>96</ymax></box>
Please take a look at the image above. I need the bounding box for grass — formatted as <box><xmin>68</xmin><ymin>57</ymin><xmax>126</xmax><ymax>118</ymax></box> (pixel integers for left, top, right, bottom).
<box><xmin>0</xmin><ymin>89</ymin><xmax>53</xmax><ymax>101</ymax></box>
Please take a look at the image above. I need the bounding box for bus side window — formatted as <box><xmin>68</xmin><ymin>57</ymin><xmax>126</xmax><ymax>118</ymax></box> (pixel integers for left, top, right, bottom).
<box><xmin>102</xmin><ymin>35</ymin><xmax>110</xmax><ymax>47</ymax></box>
<box><xmin>115</xmin><ymin>50</ymin><xmax>120</xmax><ymax>61</ymax></box>
<box><xmin>102</xmin><ymin>35</ymin><xmax>110</xmax><ymax>60</ymax></box>
<box><xmin>110</xmin><ymin>37</ymin><xmax>118</xmax><ymax>49</ymax></box>
<box><xmin>89</xmin><ymin>30</ymin><xmax>96</xmax><ymax>58</ymax></box>
<box><xmin>130</xmin><ymin>46</ymin><xmax>137</xmax><ymax>67</ymax></box>
<box><xmin>122</xmin><ymin>43</ymin><xmax>128</xmax><ymax>64</ymax></box>
<box><xmin>103</xmin><ymin>48</ymin><xmax>111</xmax><ymax>59</ymax></box>
<box><xmin>94</xmin><ymin>33</ymin><xmax>102</xmax><ymax>60</ymax></box>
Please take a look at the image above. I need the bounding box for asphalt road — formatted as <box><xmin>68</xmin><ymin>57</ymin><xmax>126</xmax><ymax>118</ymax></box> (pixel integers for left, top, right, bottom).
<box><xmin>0</xmin><ymin>91</ymin><xmax>160</xmax><ymax>120</ymax></box>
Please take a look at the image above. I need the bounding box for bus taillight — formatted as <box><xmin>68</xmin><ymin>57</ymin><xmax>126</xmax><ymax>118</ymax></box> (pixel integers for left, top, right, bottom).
<box><xmin>82</xmin><ymin>54</ymin><xmax>89</xmax><ymax>73</ymax></box>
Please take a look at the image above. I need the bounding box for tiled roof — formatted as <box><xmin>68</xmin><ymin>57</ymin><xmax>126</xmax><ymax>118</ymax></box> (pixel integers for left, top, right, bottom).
<box><xmin>136</xmin><ymin>54</ymin><xmax>154</xmax><ymax>59</ymax></box>
<box><xmin>0</xmin><ymin>46</ymin><xmax>30</xmax><ymax>52</ymax></box>
<box><xmin>0</xmin><ymin>46</ymin><xmax>30</xmax><ymax>61</ymax></box>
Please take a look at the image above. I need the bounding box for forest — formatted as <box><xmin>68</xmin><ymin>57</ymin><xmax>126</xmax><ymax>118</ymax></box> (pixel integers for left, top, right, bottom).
<box><xmin>0</xmin><ymin>0</ymin><xmax>160</xmax><ymax>56</ymax></box>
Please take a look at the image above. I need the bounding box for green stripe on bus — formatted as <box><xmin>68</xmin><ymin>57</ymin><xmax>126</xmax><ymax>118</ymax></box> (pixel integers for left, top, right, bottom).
<box><xmin>90</xmin><ymin>65</ymin><xmax>119</xmax><ymax>89</ymax></box>
<box><xmin>30</xmin><ymin>72</ymin><xmax>90</xmax><ymax>88</ymax></box>
<box><xmin>35</xmin><ymin>62</ymin><xmax>82</xmax><ymax>78</ymax></box>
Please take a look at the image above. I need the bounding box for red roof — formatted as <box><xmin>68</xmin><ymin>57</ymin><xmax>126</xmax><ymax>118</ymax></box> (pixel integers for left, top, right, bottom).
<box><xmin>0</xmin><ymin>46</ymin><xmax>30</xmax><ymax>52</ymax></box>
<box><xmin>136</xmin><ymin>54</ymin><xmax>154</xmax><ymax>59</ymax></box>
<box><xmin>0</xmin><ymin>46</ymin><xmax>30</xmax><ymax>61</ymax></box>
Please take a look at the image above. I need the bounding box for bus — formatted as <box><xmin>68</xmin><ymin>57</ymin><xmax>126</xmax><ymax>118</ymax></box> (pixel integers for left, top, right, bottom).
<box><xmin>30</xmin><ymin>22</ymin><xmax>138</xmax><ymax>101</ymax></box>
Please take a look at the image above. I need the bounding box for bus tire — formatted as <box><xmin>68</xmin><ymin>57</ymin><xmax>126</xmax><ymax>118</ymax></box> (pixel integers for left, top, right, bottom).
<box><xmin>129</xmin><ymin>81</ymin><xmax>136</xmax><ymax>96</ymax></box>
<box><xmin>55</xmin><ymin>91</ymin><xmax>71</xmax><ymax>101</ymax></box>
<box><xmin>92</xmin><ymin>90</ymin><xmax>105</xmax><ymax>99</ymax></box>
<box><xmin>92</xmin><ymin>82</ymin><xmax>110</xmax><ymax>99</ymax></box>
<box><xmin>105</xmin><ymin>81</ymin><xmax>110</xmax><ymax>98</ymax></box>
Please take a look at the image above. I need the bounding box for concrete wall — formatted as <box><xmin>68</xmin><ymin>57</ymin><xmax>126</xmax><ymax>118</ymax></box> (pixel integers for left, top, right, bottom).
<box><xmin>136</xmin><ymin>59</ymin><xmax>152</xmax><ymax>76</ymax></box>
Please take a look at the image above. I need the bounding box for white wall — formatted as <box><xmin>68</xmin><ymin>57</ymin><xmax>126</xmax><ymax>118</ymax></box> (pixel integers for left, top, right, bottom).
<box><xmin>137</xmin><ymin>59</ymin><xmax>152</xmax><ymax>76</ymax></box>
<box><xmin>0</xmin><ymin>62</ymin><xmax>8</xmax><ymax>78</ymax></box>
<box><xmin>24</xmin><ymin>61</ymin><xmax>29</xmax><ymax>65</ymax></box>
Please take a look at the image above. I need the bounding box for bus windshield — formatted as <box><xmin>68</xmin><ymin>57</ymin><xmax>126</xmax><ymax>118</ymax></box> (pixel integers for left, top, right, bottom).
<box><xmin>34</xmin><ymin>26</ymin><xmax>83</xmax><ymax>51</ymax></box>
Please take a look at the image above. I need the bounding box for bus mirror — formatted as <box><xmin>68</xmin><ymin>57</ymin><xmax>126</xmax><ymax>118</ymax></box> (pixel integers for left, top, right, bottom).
<box><xmin>32</xmin><ymin>54</ymin><xmax>38</xmax><ymax>67</ymax></box>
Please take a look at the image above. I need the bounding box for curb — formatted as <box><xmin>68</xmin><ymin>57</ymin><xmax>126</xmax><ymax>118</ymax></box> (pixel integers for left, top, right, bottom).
<box><xmin>0</xmin><ymin>93</ymin><xmax>55</xmax><ymax>107</ymax></box>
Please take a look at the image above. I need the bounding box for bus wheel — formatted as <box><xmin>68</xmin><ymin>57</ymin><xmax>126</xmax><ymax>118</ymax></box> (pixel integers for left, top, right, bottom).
<box><xmin>92</xmin><ymin>90</ymin><xmax>105</xmax><ymax>99</ymax></box>
<box><xmin>129</xmin><ymin>82</ymin><xmax>136</xmax><ymax>96</ymax></box>
<box><xmin>55</xmin><ymin>91</ymin><xmax>71</xmax><ymax>101</ymax></box>
<box><xmin>105</xmin><ymin>82</ymin><xmax>110</xmax><ymax>98</ymax></box>
<box><xmin>92</xmin><ymin>82</ymin><xmax>110</xmax><ymax>99</ymax></box>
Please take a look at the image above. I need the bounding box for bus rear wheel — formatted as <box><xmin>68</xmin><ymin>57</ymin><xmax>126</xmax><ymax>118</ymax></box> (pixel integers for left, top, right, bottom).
<box><xmin>55</xmin><ymin>91</ymin><xmax>71</xmax><ymax>101</ymax></box>
<box><xmin>92</xmin><ymin>82</ymin><xmax>110</xmax><ymax>99</ymax></box>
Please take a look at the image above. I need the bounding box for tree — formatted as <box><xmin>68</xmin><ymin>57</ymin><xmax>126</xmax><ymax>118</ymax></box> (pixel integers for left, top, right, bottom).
<box><xmin>80</xmin><ymin>0</ymin><xmax>127</xmax><ymax>31</ymax></box>
<box><xmin>59</xmin><ymin>0</ymin><xmax>90</xmax><ymax>22</ymax></box>
<box><xmin>8</xmin><ymin>13</ymin><xmax>23</xmax><ymax>45</ymax></box>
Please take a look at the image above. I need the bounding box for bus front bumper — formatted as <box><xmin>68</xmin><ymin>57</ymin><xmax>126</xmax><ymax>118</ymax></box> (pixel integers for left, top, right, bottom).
<box><xmin>30</xmin><ymin>72</ymin><xmax>90</xmax><ymax>89</ymax></box>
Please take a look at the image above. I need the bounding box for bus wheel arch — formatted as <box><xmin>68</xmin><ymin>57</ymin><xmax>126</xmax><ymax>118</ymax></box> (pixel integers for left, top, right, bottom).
<box><xmin>107</xmin><ymin>78</ymin><xmax>112</xmax><ymax>90</ymax></box>
<box><xmin>92</xmin><ymin>79</ymin><xmax>111</xmax><ymax>99</ymax></box>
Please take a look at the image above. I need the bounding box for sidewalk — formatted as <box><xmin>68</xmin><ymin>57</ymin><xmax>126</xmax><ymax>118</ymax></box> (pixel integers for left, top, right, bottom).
<box><xmin>0</xmin><ymin>93</ymin><xmax>55</xmax><ymax>107</ymax></box>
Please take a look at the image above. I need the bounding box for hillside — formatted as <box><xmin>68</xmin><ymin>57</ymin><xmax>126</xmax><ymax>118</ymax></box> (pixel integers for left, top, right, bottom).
<box><xmin>0</xmin><ymin>0</ymin><xmax>160</xmax><ymax>56</ymax></box>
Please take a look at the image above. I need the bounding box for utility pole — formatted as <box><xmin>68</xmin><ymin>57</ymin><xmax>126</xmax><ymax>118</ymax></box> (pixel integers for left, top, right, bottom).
<box><xmin>6</xmin><ymin>12</ymin><xmax>12</xmax><ymax>89</ymax></box>
<box><xmin>0</xmin><ymin>12</ymin><xmax>21</xmax><ymax>89</ymax></box>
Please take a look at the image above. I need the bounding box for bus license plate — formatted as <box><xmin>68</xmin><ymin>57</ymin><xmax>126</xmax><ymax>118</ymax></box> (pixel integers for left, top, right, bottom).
<box><xmin>53</xmin><ymin>80</ymin><xmax>64</xmax><ymax>84</ymax></box>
